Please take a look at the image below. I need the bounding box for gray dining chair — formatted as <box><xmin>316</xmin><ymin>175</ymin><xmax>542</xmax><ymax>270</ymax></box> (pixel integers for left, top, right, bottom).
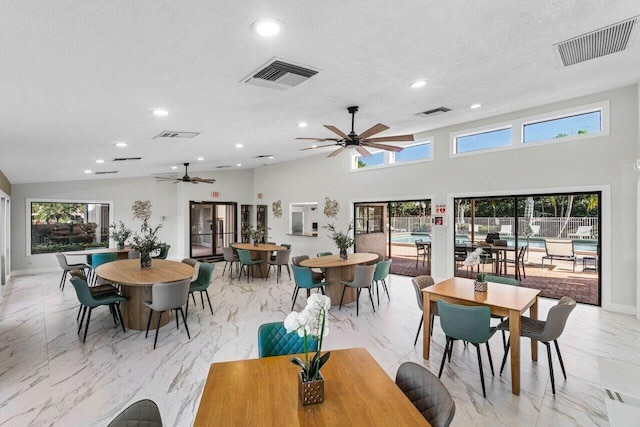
<box><xmin>498</xmin><ymin>296</ymin><xmax>576</xmax><ymax>394</ymax></box>
<box><xmin>338</xmin><ymin>264</ymin><xmax>376</xmax><ymax>316</ymax></box>
<box><xmin>411</xmin><ymin>275</ymin><xmax>438</xmax><ymax>345</ymax></box>
<box><xmin>268</xmin><ymin>249</ymin><xmax>291</xmax><ymax>283</ymax></box>
<box><xmin>395</xmin><ymin>362</ymin><xmax>456</xmax><ymax>427</ymax></box>
<box><xmin>55</xmin><ymin>252</ymin><xmax>90</xmax><ymax>290</ymax></box>
<box><xmin>107</xmin><ymin>399</ymin><xmax>162</xmax><ymax>427</ymax></box>
<box><xmin>143</xmin><ymin>278</ymin><xmax>191</xmax><ymax>349</ymax></box>
<box><xmin>221</xmin><ymin>246</ymin><xmax>239</xmax><ymax>279</ymax></box>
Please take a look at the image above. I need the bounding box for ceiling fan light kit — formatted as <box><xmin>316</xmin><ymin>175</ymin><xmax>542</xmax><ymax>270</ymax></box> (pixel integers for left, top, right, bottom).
<box><xmin>296</xmin><ymin>106</ymin><xmax>413</xmax><ymax>157</ymax></box>
<box><xmin>155</xmin><ymin>163</ymin><xmax>215</xmax><ymax>184</ymax></box>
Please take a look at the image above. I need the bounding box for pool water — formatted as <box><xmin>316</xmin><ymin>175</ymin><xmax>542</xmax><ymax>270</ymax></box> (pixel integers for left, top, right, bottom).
<box><xmin>390</xmin><ymin>233</ymin><xmax>431</xmax><ymax>244</ymax></box>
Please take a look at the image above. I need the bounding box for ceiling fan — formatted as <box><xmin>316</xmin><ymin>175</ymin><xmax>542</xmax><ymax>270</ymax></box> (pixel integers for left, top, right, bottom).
<box><xmin>155</xmin><ymin>163</ymin><xmax>216</xmax><ymax>184</ymax></box>
<box><xmin>296</xmin><ymin>106</ymin><xmax>414</xmax><ymax>157</ymax></box>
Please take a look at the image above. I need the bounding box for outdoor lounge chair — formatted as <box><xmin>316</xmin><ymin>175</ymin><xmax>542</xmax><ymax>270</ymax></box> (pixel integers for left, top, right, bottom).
<box><xmin>541</xmin><ymin>239</ymin><xmax>576</xmax><ymax>272</ymax></box>
<box><xmin>568</xmin><ymin>225</ymin><xmax>592</xmax><ymax>239</ymax></box>
<box><xmin>499</xmin><ymin>225</ymin><xmax>512</xmax><ymax>236</ymax></box>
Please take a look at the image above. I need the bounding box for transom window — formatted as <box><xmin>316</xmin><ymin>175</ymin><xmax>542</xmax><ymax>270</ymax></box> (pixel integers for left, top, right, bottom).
<box><xmin>351</xmin><ymin>140</ymin><xmax>432</xmax><ymax>170</ymax></box>
<box><xmin>454</xmin><ymin>127</ymin><xmax>512</xmax><ymax>154</ymax></box>
<box><xmin>523</xmin><ymin>110</ymin><xmax>602</xmax><ymax>143</ymax></box>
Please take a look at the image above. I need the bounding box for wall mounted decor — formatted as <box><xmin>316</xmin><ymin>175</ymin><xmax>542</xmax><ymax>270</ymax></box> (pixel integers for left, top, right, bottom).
<box><xmin>272</xmin><ymin>200</ymin><xmax>283</xmax><ymax>219</ymax></box>
<box><xmin>324</xmin><ymin>197</ymin><xmax>339</xmax><ymax>218</ymax></box>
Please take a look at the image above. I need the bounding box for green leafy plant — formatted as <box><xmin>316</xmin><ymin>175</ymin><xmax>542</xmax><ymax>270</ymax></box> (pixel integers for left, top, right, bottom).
<box><xmin>131</xmin><ymin>220</ymin><xmax>163</xmax><ymax>254</ymax></box>
<box><xmin>322</xmin><ymin>222</ymin><xmax>354</xmax><ymax>251</ymax></box>
<box><xmin>245</xmin><ymin>224</ymin><xmax>267</xmax><ymax>242</ymax></box>
<box><xmin>109</xmin><ymin>221</ymin><xmax>132</xmax><ymax>246</ymax></box>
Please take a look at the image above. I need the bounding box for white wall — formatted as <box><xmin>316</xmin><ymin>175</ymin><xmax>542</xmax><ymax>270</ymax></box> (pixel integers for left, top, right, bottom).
<box><xmin>254</xmin><ymin>85</ymin><xmax>639</xmax><ymax>314</ymax></box>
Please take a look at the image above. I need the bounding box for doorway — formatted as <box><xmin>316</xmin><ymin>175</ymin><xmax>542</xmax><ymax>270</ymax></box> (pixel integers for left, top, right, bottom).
<box><xmin>190</xmin><ymin>202</ymin><xmax>237</xmax><ymax>258</ymax></box>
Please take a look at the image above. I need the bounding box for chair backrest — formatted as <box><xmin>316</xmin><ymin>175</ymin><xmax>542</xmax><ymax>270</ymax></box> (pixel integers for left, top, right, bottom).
<box><xmin>411</xmin><ymin>275</ymin><xmax>435</xmax><ymax>311</ymax></box>
<box><xmin>107</xmin><ymin>399</ymin><xmax>162</xmax><ymax>427</ymax></box>
<box><xmin>484</xmin><ymin>275</ymin><xmax>518</xmax><ymax>286</ymax></box>
<box><xmin>437</xmin><ymin>300</ymin><xmax>492</xmax><ymax>343</ymax></box>
<box><xmin>485</xmin><ymin>233</ymin><xmax>500</xmax><ymax>243</ymax></box>
<box><xmin>493</xmin><ymin>239</ymin><xmax>508</xmax><ymax>247</ymax></box>
<box><xmin>544</xmin><ymin>239</ymin><xmax>574</xmax><ymax>257</ymax></box>
<box><xmin>395</xmin><ymin>362</ymin><xmax>456</xmax><ymax>427</ymax></box>
<box><xmin>539</xmin><ymin>296</ymin><xmax>576</xmax><ymax>342</ymax></box>
<box><xmin>350</xmin><ymin>264</ymin><xmax>376</xmax><ymax>288</ymax></box>
<box><xmin>573</xmin><ymin>225</ymin><xmax>592</xmax><ymax>236</ymax></box>
<box><xmin>499</xmin><ymin>225</ymin><xmax>512</xmax><ymax>235</ymax></box>
<box><xmin>291</xmin><ymin>255</ymin><xmax>310</xmax><ymax>266</ymax></box>
<box><xmin>150</xmin><ymin>279</ymin><xmax>191</xmax><ymax>311</ymax></box>
<box><xmin>516</xmin><ymin>245</ymin><xmax>527</xmax><ymax>261</ymax></box>
<box><xmin>317</xmin><ymin>252</ymin><xmax>333</xmax><ymax>257</ymax></box>
<box><xmin>454</xmin><ymin>245</ymin><xmax>468</xmax><ymax>260</ymax></box>
<box><xmin>258</xmin><ymin>321</ymin><xmax>318</xmax><ymax>358</ymax></box>
<box><xmin>192</xmin><ymin>263</ymin><xmax>214</xmax><ymax>288</ymax></box>
<box><xmin>373</xmin><ymin>259</ymin><xmax>392</xmax><ymax>281</ymax></box>
<box><xmin>154</xmin><ymin>244</ymin><xmax>170</xmax><ymax>259</ymax></box>
<box><xmin>92</xmin><ymin>252</ymin><xmax>118</xmax><ymax>269</ymax></box>
<box><xmin>236</xmin><ymin>249</ymin><xmax>253</xmax><ymax>264</ymax></box>
<box><xmin>280</xmin><ymin>244</ymin><xmax>292</xmax><ymax>249</ymax></box>
<box><xmin>292</xmin><ymin>265</ymin><xmax>317</xmax><ymax>288</ymax></box>
<box><xmin>531</xmin><ymin>225</ymin><xmax>541</xmax><ymax>236</ymax></box>
<box><xmin>273</xmin><ymin>249</ymin><xmax>291</xmax><ymax>265</ymax></box>
<box><xmin>181</xmin><ymin>258</ymin><xmax>198</xmax><ymax>267</ymax></box>
<box><xmin>478</xmin><ymin>247</ymin><xmax>493</xmax><ymax>262</ymax></box>
<box><xmin>221</xmin><ymin>246</ymin><xmax>236</xmax><ymax>262</ymax></box>
<box><xmin>54</xmin><ymin>253</ymin><xmax>71</xmax><ymax>269</ymax></box>
<box><xmin>70</xmin><ymin>276</ymin><xmax>96</xmax><ymax>306</ymax></box>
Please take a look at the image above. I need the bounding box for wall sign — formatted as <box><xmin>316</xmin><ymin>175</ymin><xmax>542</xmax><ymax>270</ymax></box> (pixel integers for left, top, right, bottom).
<box><xmin>435</xmin><ymin>204</ymin><xmax>447</xmax><ymax>215</ymax></box>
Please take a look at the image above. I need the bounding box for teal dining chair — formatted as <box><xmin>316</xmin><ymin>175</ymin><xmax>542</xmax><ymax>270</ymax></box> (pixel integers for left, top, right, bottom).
<box><xmin>91</xmin><ymin>252</ymin><xmax>119</xmax><ymax>285</ymax></box>
<box><xmin>372</xmin><ymin>259</ymin><xmax>392</xmax><ymax>304</ymax></box>
<box><xmin>258</xmin><ymin>321</ymin><xmax>318</xmax><ymax>358</ymax></box>
<box><xmin>186</xmin><ymin>262</ymin><xmax>215</xmax><ymax>317</ymax></box>
<box><xmin>153</xmin><ymin>244</ymin><xmax>170</xmax><ymax>259</ymax></box>
<box><xmin>437</xmin><ymin>300</ymin><xmax>497</xmax><ymax>398</ymax></box>
<box><xmin>291</xmin><ymin>265</ymin><xmax>326</xmax><ymax>310</ymax></box>
<box><xmin>237</xmin><ymin>249</ymin><xmax>264</xmax><ymax>282</ymax></box>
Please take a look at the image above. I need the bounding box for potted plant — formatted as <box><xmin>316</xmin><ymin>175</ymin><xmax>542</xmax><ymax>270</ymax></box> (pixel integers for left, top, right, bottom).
<box><xmin>464</xmin><ymin>247</ymin><xmax>488</xmax><ymax>292</ymax></box>
<box><xmin>130</xmin><ymin>201</ymin><xmax>163</xmax><ymax>268</ymax></box>
<box><xmin>323</xmin><ymin>222</ymin><xmax>354</xmax><ymax>260</ymax></box>
<box><xmin>109</xmin><ymin>220</ymin><xmax>132</xmax><ymax>249</ymax></box>
<box><xmin>284</xmin><ymin>294</ymin><xmax>331</xmax><ymax>405</ymax></box>
<box><xmin>245</xmin><ymin>224</ymin><xmax>266</xmax><ymax>246</ymax></box>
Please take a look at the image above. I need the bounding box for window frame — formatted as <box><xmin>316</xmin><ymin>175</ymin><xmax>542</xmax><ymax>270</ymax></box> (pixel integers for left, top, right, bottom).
<box><xmin>451</xmin><ymin>124</ymin><xmax>513</xmax><ymax>156</ymax></box>
<box><xmin>350</xmin><ymin>138</ymin><xmax>433</xmax><ymax>172</ymax></box>
<box><xmin>355</xmin><ymin>205</ymin><xmax>384</xmax><ymax>235</ymax></box>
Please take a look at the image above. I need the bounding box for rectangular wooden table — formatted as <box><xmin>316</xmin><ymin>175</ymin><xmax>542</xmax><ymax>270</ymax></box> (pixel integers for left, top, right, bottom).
<box><xmin>422</xmin><ymin>277</ymin><xmax>540</xmax><ymax>395</ymax></box>
<box><xmin>194</xmin><ymin>347</ymin><xmax>430</xmax><ymax>426</ymax></box>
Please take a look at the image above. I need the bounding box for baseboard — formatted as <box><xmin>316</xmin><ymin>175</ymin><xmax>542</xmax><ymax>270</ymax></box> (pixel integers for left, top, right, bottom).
<box><xmin>10</xmin><ymin>267</ymin><xmax>59</xmax><ymax>276</ymax></box>
<box><xmin>602</xmin><ymin>301</ymin><xmax>636</xmax><ymax>315</ymax></box>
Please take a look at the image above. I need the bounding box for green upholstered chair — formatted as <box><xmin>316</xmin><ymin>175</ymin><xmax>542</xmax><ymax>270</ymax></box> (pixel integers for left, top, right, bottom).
<box><xmin>90</xmin><ymin>252</ymin><xmax>119</xmax><ymax>285</ymax></box>
<box><xmin>339</xmin><ymin>264</ymin><xmax>377</xmax><ymax>316</ymax></box>
<box><xmin>372</xmin><ymin>259</ymin><xmax>392</xmax><ymax>304</ymax></box>
<box><xmin>107</xmin><ymin>399</ymin><xmax>162</xmax><ymax>427</ymax></box>
<box><xmin>153</xmin><ymin>244</ymin><xmax>170</xmax><ymax>259</ymax></box>
<box><xmin>70</xmin><ymin>269</ymin><xmax>119</xmax><ymax>321</ymax></box>
<box><xmin>498</xmin><ymin>296</ymin><xmax>576</xmax><ymax>394</ymax></box>
<box><xmin>291</xmin><ymin>265</ymin><xmax>326</xmax><ymax>310</ymax></box>
<box><xmin>237</xmin><ymin>249</ymin><xmax>264</xmax><ymax>282</ymax></box>
<box><xmin>185</xmin><ymin>262</ymin><xmax>214</xmax><ymax>317</ymax></box>
<box><xmin>258</xmin><ymin>321</ymin><xmax>318</xmax><ymax>358</ymax></box>
<box><xmin>70</xmin><ymin>276</ymin><xmax>127</xmax><ymax>343</ymax></box>
<box><xmin>437</xmin><ymin>300</ymin><xmax>497</xmax><ymax>398</ymax></box>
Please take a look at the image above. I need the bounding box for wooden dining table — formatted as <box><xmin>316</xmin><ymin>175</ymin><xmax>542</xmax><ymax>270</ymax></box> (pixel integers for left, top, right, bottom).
<box><xmin>299</xmin><ymin>253</ymin><xmax>379</xmax><ymax>306</ymax></box>
<box><xmin>422</xmin><ymin>277</ymin><xmax>540</xmax><ymax>395</ymax></box>
<box><xmin>95</xmin><ymin>259</ymin><xmax>194</xmax><ymax>330</ymax></box>
<box><xmin>193</xmin><ymin>347</ymin><xmax>429</xmax><ymax>426</ymax></box>
<box><xmin>232</xmin><ymin>243</ymin><xmax>287</xmax><ymax>277</ymax></box>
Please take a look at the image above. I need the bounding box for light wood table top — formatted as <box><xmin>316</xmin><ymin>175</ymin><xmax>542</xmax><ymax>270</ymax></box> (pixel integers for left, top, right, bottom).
<box><xmin>232</xmin><ymin>243</ymin><xmax>287</xmax><ymax>252</ymax></box>
<box><xmin>298</xmin><ymin>252</ymin><xmax>378</xmax><ymax>268</ymax></box>
<box><xmin>95</xmin><ymin>259</ymin><xmax>194</xmax><ymax>286</ymax></box>
<box><xmin>422</xmin><ymin>277</ymin><xmax>539</xmax><ymax>395</ymax></box>
<box><xmin>193</xmin><ymin>347</ymin><xmax>429</xmax><ymax>426</ymax></box>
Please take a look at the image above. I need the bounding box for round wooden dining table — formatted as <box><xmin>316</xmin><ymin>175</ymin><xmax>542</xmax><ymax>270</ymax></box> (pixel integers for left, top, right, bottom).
<box><xmin>232</xmin><ymin>243</ymin><xmax>287</xmax><ymax>277</ymax></box>
<box><xmin>95</xmin><ymin>259</ymin><xmax>194</xmax><ymax>330</ymax></box>
<box><xmin>299</xmin><ymin>253</ymin><xmax>379</xmax><ymax>306</ymax></box>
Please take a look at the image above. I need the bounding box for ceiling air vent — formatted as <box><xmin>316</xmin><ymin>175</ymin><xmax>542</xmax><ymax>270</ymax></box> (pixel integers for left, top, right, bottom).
<box><xmin>555</xmin><ymin>16</ymin><xmax>638</xmax><ymax>66</ymax></box>
<box><xmin>255</xmin><ymin>154</ymin><xmax>274</xmax><ymax>159</ymax></box>
<box><xmin>112</xmin><ymin>157</ymin><xmax>142</xmax><ymax>162</ymax></box>
<box><xmin>417</xmin><ymin>107</ymin><xmax>451</xmax><ymax>117</ymax></box>
<box><xmin>241</xmin><ymin>57</ymin><xmax>320</xmax><ymax>90</ymax></box>
<box><xmin>215</xmin><ymin>165</ymin><xmax>232</xmax><ymax>169</ymax></box>
<box><xmin>95</xmin><ymin>171</ymin><xmax>118</xmax><ymax>175</ymax></box>
<box><xmin>154</xmin><ymin>131</ymin><xmax>201</xmax><ymax>139</ymax></box>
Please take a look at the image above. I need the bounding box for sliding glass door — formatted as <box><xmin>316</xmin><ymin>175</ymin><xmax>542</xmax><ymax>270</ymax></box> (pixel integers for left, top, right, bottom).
<box><xmin>190</xmin><ymin>202</ymin><xmax>237</xmax><ymax>258</ymax></box>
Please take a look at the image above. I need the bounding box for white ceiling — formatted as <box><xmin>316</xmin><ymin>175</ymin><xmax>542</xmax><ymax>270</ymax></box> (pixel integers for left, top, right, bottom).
<box><xmin>1</xmin><ymin>1</ymin><xmax>638</xmax><ymax>184</ymax></box>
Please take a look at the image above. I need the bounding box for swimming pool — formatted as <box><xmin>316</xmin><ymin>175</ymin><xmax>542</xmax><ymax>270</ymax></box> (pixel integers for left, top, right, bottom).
<box><xmin>392</xmin><ymin>234</ymin><xmax>597</xmax><ymax>251</ymax></box>
<box><xmin>390</xmin><ymin>233</ymin><xmax>431</xmax><ymax>244</ymax></box>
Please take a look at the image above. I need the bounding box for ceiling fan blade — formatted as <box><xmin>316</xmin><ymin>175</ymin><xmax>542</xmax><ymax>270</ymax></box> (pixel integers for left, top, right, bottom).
<box><xmin>155</xmin><ymin>176</ymin><xmax>179</xmax><ymax>181</ymax></box>
<box><xmin>295</xmin><ymin>137</ymin><xmax>341</xmax><ymax>142</ymax></box>
<box><xmin>363</xmin><ymin>142</ymin><xmax>404</xmax><ymax>152</ymax></box>
<box><xmin>364</xmin><ymin>134</ymin><xmax>414</xmax><ymax>143</ymax></box>
<box><xmin>327</xmin><ymin>147</ymin><xmax>346</xmax><ymax>157</ymax></box>
<box><xmin>324</xmin><ymin>125</ymin><xmax>352</xmax><ymax>141</ymax></box>
<box><xmin>358</xmin><ymin>123</ymin><xmax>389</xmax><ymax>140</ymax></box>
<box><xmin>355</xmin><ymin>146</ymin><xmax>372</xmax><ymax>157</ymax></box>
<box><xmin>300</xmin><ymin>143</ymin><xmax>338</xmax><ymax>151</ymax></box>
<box><xmin>191</xmin><ymin>177</ymin><xmax>216</xmax><ymax>184</ymax></box>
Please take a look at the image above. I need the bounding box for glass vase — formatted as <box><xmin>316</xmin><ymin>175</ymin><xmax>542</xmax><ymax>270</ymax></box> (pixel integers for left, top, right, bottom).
<box><xmin>140</xmin><ymin>251</ymin><xmax>152</xmax><ymax>269</ymax></box>
<box><xmin>339</xmin><ymin>248</ymin><xmax>348</xmax><ymax>260</ymax></box>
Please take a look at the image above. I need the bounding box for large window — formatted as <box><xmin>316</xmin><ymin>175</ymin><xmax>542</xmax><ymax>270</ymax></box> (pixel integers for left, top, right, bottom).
<box><xmin>454</xmin><ymin>127</ymin><xmax>512</xmax><ymax>154</ymax></box>
<box><xmin>30</xmin><ymin>201</ymin><xmax>110</xmax><ymax>254</ymax></box>
<box><xmin>523</xmin><ymin>110</ymin><xmax>602</xmax><ymax>143</ymax></box>
<box><xmin>355</xmin><ymin>205</ymin><xmax>384</xmax><ymax>234</ymax></box>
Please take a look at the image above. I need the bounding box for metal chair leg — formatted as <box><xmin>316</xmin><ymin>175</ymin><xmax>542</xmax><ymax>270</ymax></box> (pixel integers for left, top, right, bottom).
<box><xmin>486</xmin><ymin>342</ymin><xmax>494</xmax><ymax>376</ymax></box>
<box><xmin>554</xmin><ymin>340</ymin><xmax>567</xmax><ymax>379</ymax></box>
<box><xmin>116</xmin><ymin>303</ymin><xmax>126</xmax><ymax>333</ymax></box>
<box><xmin>475</xmin><ymin>343</ymin><xmax>486</xmax><ymax>398</ymax></box>
<box><xmin>546</xmin><ymin>342</ymin><xmax>556</xmax><ymax>394</ymax></box>
<box><xmin>145</xmin><ymin>310</ymin><xmax>153</xmax><ymax>338</ymax></box>
<box><xmin>179</xmin><ymin>307</ymin><xmax>190</xmax><ymax>339</ymax></box>
<box><xmin>78</xmin><ymin>306</ymin><xmax>87</xmax><ymax>334</ymax></box>
<box><xmin>83</xmin><ymin>308</ymin><xmax>93</xmax><ymax>343</ymax></box>
<box><xmin>153</xmin><ymin>311</ymin><xmax>163</xmax><ymax>349</ymax></box>
<box><xmin>414</xmin><ymin>314</ymin><xmax>423</xmax><ymax>346</ymax></box>
<box><xmin>339</xmin><ymin>285</ymin><xmax>347</xmax><ymax>309</ymax></box>
<box><xmin>367</xmin><ymin>287</ymin><xmax>375</xmax><ymax>312</ymax></box>
<box><xmin>500</xmin><ymin>337</ymin><xmax>510</xmax><ymax>375</ymax></box>
<box><xmin>438</xmin><ymin>337</ymin><xmax>451</xmax><ymax>378</ymax></box>
<box><xmin>205</xmin><ymin>290</ymin><xmax>213</xmax><ymax>315</ymax></box>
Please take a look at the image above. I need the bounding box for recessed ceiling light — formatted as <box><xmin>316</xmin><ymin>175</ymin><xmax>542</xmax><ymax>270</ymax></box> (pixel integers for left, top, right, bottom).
<box><xmin>298</xmin><ymin>122</ymin><xmax>308</xmax><ymax>128</ymax></box>
<box><xmin>410</xmin><ymin>80</ymin><xmax>427</xmax><ymax>89</ymax></box>
<box><xmin>311</xmin><ymin>145</ymin><xmax>318</xmax><ymax>148</ymax></box>
<box><xmin>251</xmin><ymin>19</ymin><xmax>282</xmax><ymax>37</ymax></box>
<box><xmin>84</xmin><ymin>170</ymin><xmax>92</xmax><ymax>174</ymax></box>
<box><xmin>114</xmin><ymin>141</ymin><xmax>128</xmax><ymax>147</ymax></box>
<box><xmin>197</xmin><ymin>157</ymin><xmax>204</xmax><ymax>161</ymax></box>
<box><xmin>235</xmin><ymin>143</ymin><xmax>243</xmax><ymax>148</ymax></box>
<box><xmin>95</xmin><ymin>159</ymin><xmax>104</xmax><ymax>164</ymax></box>
<box><xmin>171</xmin><ymin>166</ymin><xmax>178</xmax><ymax>170</ymax></box>
<box><xmin>236</xmin><ymin>163</ymin><xmax>242</xmax><ymax>167</ymax></box>
<box><xmin>151</xmin><ymin>109</ymin><xmax>169</xmax><ymax>116</ymax></box>
<box><xmin>470</xmin><ymin>103</ymin><xmax>482</xmax><ymax>109</ymax></box>
<box><xmin>268</xmin><ymin>155</ymin><xmax>275</xmax><ymax>160</ymax></box>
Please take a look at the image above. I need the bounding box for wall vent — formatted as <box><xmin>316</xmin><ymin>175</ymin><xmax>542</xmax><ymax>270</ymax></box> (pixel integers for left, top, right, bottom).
<box><xmin>154</xmin><ymin>131</ymin><xmax>201</xmax><ymax>139</ymax></box>
<box><xmin>95</xmin><ymin>171</ymin><xmax>118</xmax><ymax>175</ymax></box>
<box><xmin>112</xmin><ymin>157</ymin><xmax>142</xmax><ymax>162</ymax></box>
<box><xmin>555</xmin><ymin>16</ymin><xmax>638</xmax><ymax>66</ymax></box>
<box><xmin>417</xmin><ymin>107</ymin><xmax>451</xmax><ymax>116</ymax></box>
<box><xmin>241</xmin><ymin>57</ymin><xmax>320</xmax><ymax>90</ymax></box>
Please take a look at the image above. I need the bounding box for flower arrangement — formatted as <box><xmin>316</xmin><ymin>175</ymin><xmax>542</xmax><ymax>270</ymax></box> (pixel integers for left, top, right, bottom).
<box><xmin>284</xmin><ymin>294</ymin><xmax>331</xmax><ymax>381</ymax></box>
<box><xmin>323</xmin><ymin>222</ymin><xmax>354</xmax><ymax>258</ymax></box>
<box><xmin>109</xmin><ymin>220</ymin><xmax>132</xmax><ymax>248</ymax></box>
<box><xmin>464</xmin><ymin>247</ymin><xmax>487</xmax><ymax>282</ymax></box>
<box><xmin>130</xmin><ymin>201</ymin><xmax>163</xmax><ymax>267</ymax></box>
<box><xmin>245</xmin><ymin>224</ymin><xmax>267</xmax><ymax>244</ymax></box>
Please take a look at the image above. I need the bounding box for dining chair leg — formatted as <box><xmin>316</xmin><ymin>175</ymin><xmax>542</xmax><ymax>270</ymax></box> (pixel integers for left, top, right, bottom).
<box><xmin>78</xmin><ymin>306</ymin><xmax>87</xmax><ymax>334</ymax></box>
<box><xmin>447</xmin><ymin>339</ymin><xmax>454</xmax><ymax>362</ymax></box>
<box><xmin>367</xmin><ymin>287</ymin><xmax>376</xmax><ymax>313</ymax></box>
<box><xmin>200</xmin><ymin>291</ymin><xmax>205</xmax><ymax>309</ymax></box>
<box><xmin>320</xmin><ymin>286</ymin><xmax>326</xmax><ymax>295</ymax></box>
<box><xmin>475</xmin><ymin>343</ymin><xmax>487</xmax><ymax>398</ymax></box>
<box><xmin>438</xmin><ymin>337</ymin><xmax>451</xmax><ymax>378</ymax></box>
<box><xmin>145</xmin><ymin>310</ymin><xmax>153</xmax><ymax>338</ymax></box>
<box><xmin>554</xmin><ymin>340</ymin><xmax>567</xmax><ymax>379</ymax></box>
<box><xmin>291</xmin><ymin>287</ymin><xmax>300</xmax><ymax>311</ymax></box>
<box><xmin>83</xmin><ymin>308</ymin><xmax>93</xmax><ymax>343</ymax></box>
<box><xmin>414</xmin><ymin>314</ymin><xmax>423</xmax><ymax>346</ymax></box>
<box><xmin>153</xmin><ymin>311</ymin><xmax>163</xmax><ymax>349</ymax></box>
<box><xmin>115</xmin><ymin>303</ymin><xmax>126</xmax><ymax>333</ymax></box>
<box><xmin>285</xmin><ymin>264</ymin><xmax>291</xmax><ymax>280</ymax></box>
<box><xmin>175</xmin><ymin>308</ymin><xmax>180</xmax><ymax>329</ymax></box>
<box><xmin>185</xmin><ymin>294</ymin><xmax>190</xmax><ymax>318</ymax></box>
<box><xmin>191</xmin><ymin>293</ymin><xmax>197</xmax><ymax>304</ymax></box>
<box><xmin>205</xmin><ymin>290</ymin><xmax>213</xmax><ymax>315</ymax></box>
<box><xmin>356</xmin><ymin>288</ymin><xmax>361</xmax><ymax>316</ymax></box>
<box><xmin>546</xmin><ymin>342</ymin><xmax>556</xmax><ymax>394</ymax></box>
<box><xmin>59</xmin><ymin>270</ymin><xmax>67</xmax><ymax>290</ymax></box>
<box><xmin>374</xmin><ymin>280</ymin><xmax>380</xmax><ymax>305</ymax></box>
<box><xmin>77</xmin><ymin>304</ymin><xmax>83</xmax><ymax>321</ymax></box>
<box><xmin>110</xmin><ymin>304</ymin><xmax>118</xmax><ymax>326</ymax></box>
<box><xmin>500</xmin><ymin>338</ymin><xmax>510</xmax><ymax>375</ymax></box>
<box><xmin>382</xmin><ymin>279</ymin><xmax>389</xmax><ymax>301</ymax></box>
<box><xmin>485</xmin><ymin>342</ymin><xmax>494</xmax><ymax>376</ymax></box>
<box><xmin>258</xmin><ymin>264</ymin><xmax>264</xmax><ymax>280</ymax></box>
<box><xmin>430</xmin><ymin>314</ymin><xmax>435</xmax><ymax>336</ymax></box>
<box><xmin>179</xmin><ymin>307</ymin><xmax>190</xmax><ymax>339</ymax></box>
<box><xmin>222</xmin><ymin>262</ymin><xmax>228</xmax><ymax>276</ymax></box>
<box><xmin>339</xmin><ymin>285</ymin><xmax>347</xmax><ymax>309</ymax></box>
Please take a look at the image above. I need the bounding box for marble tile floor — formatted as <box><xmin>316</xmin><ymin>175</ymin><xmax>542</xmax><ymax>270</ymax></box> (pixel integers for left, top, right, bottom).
<box><xmin>1</xmin><ymin>264</ymin><xmax>638</xmax><ymax>426</ymax></box>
